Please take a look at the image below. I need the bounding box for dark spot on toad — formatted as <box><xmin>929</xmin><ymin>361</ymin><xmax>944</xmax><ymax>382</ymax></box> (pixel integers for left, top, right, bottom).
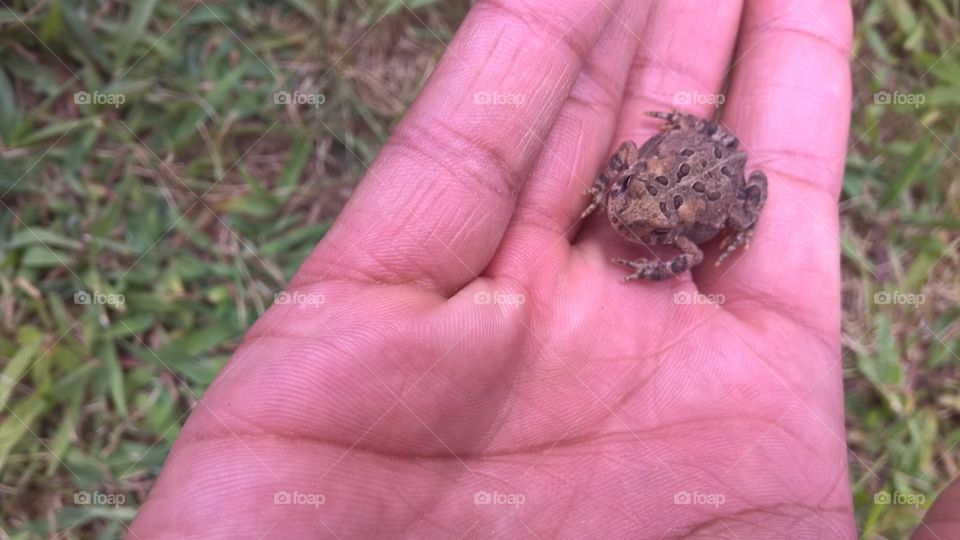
<box><xmin>609</xmin><ymin>154</ymin><xmax>625</xmax><ymax>171</ymax></box>
<box><xmin>745</xmin><ymin>184</ymin><xmax>763</xmax><ymax>204</ymax></box>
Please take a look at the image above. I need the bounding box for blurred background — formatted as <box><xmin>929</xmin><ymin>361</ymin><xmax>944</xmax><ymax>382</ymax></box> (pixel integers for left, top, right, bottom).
<box><xmin>0</xmin><ymin>0</ymin><xmax>957</xmax><ymax>538</ymax></box>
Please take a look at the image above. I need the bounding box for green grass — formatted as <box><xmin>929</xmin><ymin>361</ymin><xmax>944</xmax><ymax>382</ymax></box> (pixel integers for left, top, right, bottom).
<box><xmin>845</xmin><ymin>1</ymin><xmax>960</xmax><ymax>537</ymax></box>
<box><xmin>0</xmin><ymin>0</ymin><xmax>957</xmax><ymax>538</ymax></box>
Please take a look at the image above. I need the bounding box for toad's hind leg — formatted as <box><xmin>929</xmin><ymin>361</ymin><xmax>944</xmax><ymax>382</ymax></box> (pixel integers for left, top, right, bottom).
<box><xmin>616</xmin><ymin>236</ymin><xmax>703</xmax><ymax>281</ymax></box>
<box><xmin>717</xmin><ymin>170</ymin><xmax>768</xmax><ymax>265</ymax></box>
<box><xmin>581</xmin><ymin>140</ymin><xmax>639</xmax><ymax>219</ymax></box>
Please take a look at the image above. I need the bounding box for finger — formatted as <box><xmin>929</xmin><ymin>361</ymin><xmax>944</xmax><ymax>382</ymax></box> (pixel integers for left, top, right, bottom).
<box><xmin>494</xmin><ymin>1</ymin><xmax>653</xmax><ymax>255</ymax></box>
<box><xmin>572</xmin><ymin>1</ymin><xmax>746</xmax><ymax>270</ymax></box>
<box><xmin>292</xmin><ymin>0</ymin><xmax>624</xmax><ymax>294</ymax></box>
<box><xmin>914</xmin><ymin>478</ymin><xmax>960</xmax><ymax>540</ymax></box>
<box><xmin>700</xmin><ymin>0</ymin><xmax>852</xmax><ymax>320</ymax></box>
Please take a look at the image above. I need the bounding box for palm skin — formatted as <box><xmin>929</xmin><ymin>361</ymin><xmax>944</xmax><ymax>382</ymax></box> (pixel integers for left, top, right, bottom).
<box><xmin>131</xmin><ymin>1</ymin><xmax>862</xmax><ymax>537</ymax></box>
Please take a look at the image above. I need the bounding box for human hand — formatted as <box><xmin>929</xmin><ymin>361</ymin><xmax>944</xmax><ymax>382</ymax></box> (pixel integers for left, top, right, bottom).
<box><xmin>131</xmin><ymin>1</ymin><xmax>857</xmax><ymax>537</ymax></box>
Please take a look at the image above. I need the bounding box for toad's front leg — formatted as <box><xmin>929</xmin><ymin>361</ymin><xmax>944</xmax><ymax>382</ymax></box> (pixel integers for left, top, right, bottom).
<box><xmin>717</xmin><ymin>170</ymin><xmax>768</xmax><ymax>265</ymax></box>
<box><xmin>581</xmin><ymin>140</ymin><xmax>639</xmax><ymax>219</ymax></box>
<box><xmin>615</xmin><ymin>236</ymin><xmax>704</xmax><ymax>281</ymax></box>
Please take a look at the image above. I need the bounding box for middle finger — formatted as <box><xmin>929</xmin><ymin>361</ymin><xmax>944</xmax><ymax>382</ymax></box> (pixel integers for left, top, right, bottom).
<box><xmin>574</xmin><ymin>1</ymin><xmax>747</xmax><ymax>280</ymax></box>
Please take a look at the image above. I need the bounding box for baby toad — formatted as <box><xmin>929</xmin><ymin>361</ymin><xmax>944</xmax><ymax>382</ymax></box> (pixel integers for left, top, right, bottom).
<box><xmin>581</xmin><ymin>110</ymin><xmax>767</xmax><ymax>281</ymax></box>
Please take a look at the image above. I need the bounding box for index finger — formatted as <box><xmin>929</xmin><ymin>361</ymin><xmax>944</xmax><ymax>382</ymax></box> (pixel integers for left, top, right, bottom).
<box><xmin>700</xmin><ymin>0</ymin><xmax>853</xmax><ymax>323</ymax></box>
<box><xmin>292</xmin><ymin>0</ymin><xmax>624</xmax><ymax>294</ymax></box>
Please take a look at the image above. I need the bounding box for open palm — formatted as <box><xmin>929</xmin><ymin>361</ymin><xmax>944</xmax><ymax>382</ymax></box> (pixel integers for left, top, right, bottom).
<box><xmin>132</xmin><ymin>1</ymin><xmax>856</xmax><ymax>537</ymax></box>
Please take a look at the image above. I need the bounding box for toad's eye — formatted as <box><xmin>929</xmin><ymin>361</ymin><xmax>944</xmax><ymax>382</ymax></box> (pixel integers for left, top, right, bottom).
<box><xmin>652</xmin><ymin>229</ymin><xmax>669</xmax><ymax>235</ymax></box>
